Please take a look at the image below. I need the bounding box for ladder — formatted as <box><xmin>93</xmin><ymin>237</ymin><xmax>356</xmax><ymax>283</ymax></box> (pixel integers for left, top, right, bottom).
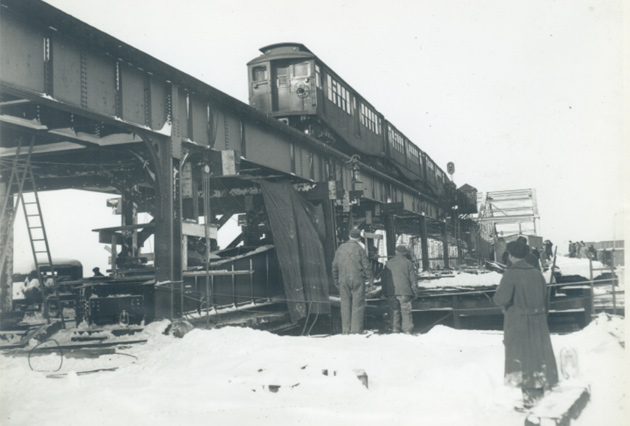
<box><xmin>589</xmin><ymin>257</ymin><xmax>618</xmax><ymax>317</ymax></box>
<box><xmin>0</xmin><ymin>137</ymin><xmax>66</xmax><ymax>328</ymax></box>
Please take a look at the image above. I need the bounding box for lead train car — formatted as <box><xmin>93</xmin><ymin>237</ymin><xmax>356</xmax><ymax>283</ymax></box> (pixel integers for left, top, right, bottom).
<box><xmin>247</xmin><ymin>43</ymin><xmax>452</xmax><ymax>202</ymax></box>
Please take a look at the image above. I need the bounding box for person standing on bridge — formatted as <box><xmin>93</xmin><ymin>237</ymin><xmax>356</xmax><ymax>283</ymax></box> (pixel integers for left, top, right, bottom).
<box><xmin>493</xmin><ymin>238</ymin><xmax>558</xmax><ymax>409</ymax></box>
<box><xmin>332</xmin><ymin>228</ymin><xmax>373</xmax><ymax>334</ymax></box>
<box><xmin>383</xmin><ymin>245</ymin><xmax>418</xmax><ymax>334</ymax></box>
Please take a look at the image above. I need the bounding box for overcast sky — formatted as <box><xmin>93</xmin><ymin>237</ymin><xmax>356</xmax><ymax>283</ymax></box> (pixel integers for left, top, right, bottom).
<box><xmin>12</xmin><ymin>0</ymin><xmax>627</xmax><ymax>272</ymax></box>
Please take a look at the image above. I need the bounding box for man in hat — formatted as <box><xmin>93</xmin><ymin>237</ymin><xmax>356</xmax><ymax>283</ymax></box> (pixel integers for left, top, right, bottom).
<box><xmin>332</xmin><ymin>228</ymin><xmax>373</xmax><ymax>334</ymax></box>
<box><xmin>92</xmin><ymin>267</ymin><xmax>105</xmax><ymax>277</ymax></box>
<box><xmin>502</xmin><ymin>236</ymin><xmax>541</xmax><ymax>270</ymax></box>
<box><xmin>493</xmin><ymin>238</ymin><xmax>558</xmax><ymax>409</ymax></box>
<box><xmin>383</xmin><ymin>245</ymin><xmax>418</xmax><ymax>333</ymax></box>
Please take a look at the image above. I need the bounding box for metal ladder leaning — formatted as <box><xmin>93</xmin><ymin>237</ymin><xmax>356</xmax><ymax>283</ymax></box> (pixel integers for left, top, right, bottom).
<box><xmin>0</xmin><ymin>137</ymin><xmax>66</xmax><ymax>328</ymax></box>
<box><xmin>589</xmin><ymin>257</ymin><xmax>618</xmax><ymax>317</ymax></box>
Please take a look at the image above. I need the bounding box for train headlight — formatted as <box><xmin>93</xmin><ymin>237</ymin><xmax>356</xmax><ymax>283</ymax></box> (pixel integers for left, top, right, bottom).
<box><xmin>296</xmin><ymin>83</ymin><xmax>310</xmax><ymax>98</ymax></box>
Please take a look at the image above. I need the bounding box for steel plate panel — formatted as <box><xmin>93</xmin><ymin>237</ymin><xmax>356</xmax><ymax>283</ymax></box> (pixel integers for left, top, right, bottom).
<box><xmin>149</xmin><ymin>79</ymin><xmax>168</xmax><ymax>131</ymax></box>
<box><xmin>215</xmin><ymin>112</ymin><xmax>240</xmax><ymax>151</ymax></box>
<box><xmin>51</xmin><ymin>37</ymin><xmax>82</xmax><ymax>105</ymax></box>
<box><xmin>243</xmin><ymin>124</ymin><xmax>292</xmax><ymax>174</ymax></box>
<box><xmin>0</xmin><ymin>16</ymin><xmax>45</xmax><ymax>92</ymax></box>
<box><xmin>177</xmin><ymin>87</ymin><xmax>188</xmax><ymax>140</ymax></box>
<box><xmin>85</xmin><ymin>53</ymin><xmax>116</xmax><ymax>116</ymax></box>
<box><xmin>120</xmin><ymin>65</ymin><xmax>146</xmax><ymax>125</ymax></box>
<box><xmin>190</xmin><ymin>95</ymin><xmax>209</xmax><ymax>145</ymax></box>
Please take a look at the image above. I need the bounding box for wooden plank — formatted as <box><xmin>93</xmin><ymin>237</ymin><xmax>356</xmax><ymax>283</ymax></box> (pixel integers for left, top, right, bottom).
<box><xmin>525</xmin><ymin>382</ymin><xmax>590</xmax><ymax>426</ymax></box>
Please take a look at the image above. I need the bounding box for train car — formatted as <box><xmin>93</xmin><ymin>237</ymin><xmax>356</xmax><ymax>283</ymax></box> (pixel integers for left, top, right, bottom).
<box><xmin>247</xmin><ymin>42</ymin><xmax>454</xmax><ymax>203</ymax></box>
<box><xmin>248</xmin><ymin>43</ymin><xmax>386</xmax><ymax>157</ymax></box>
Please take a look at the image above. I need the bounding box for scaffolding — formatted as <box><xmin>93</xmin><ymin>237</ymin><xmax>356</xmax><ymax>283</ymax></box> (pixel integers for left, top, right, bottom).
<box><xmin>476</xmin><ymin>188</ymin><xmax>540</xmax><ymax>240</ymax></box>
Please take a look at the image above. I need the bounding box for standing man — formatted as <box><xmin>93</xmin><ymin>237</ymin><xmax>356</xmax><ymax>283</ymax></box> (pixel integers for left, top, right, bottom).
<box><xmin>383</xmin><ymin>245</ymin><xmax>417</xmax><ymax>334</ymax></box>
<box><xmin>493</xmin><ymin>238</ymin><xmax>558</xmax><ymax>409</ymax></box>
<box><xmin>332</xmin><ymin>228</ymin><xmax>373</xmax><ymax>334</ymax></box>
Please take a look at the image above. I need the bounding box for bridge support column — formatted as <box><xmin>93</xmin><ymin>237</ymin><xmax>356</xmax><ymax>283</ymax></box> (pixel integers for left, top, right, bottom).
<box><xmin>0</xmin><ymin>182</ymin><xmax>14</xmax><ymax>313</ymax></box>
<box><xmin>441</xmin><ymin>221</ymin><xmax>449</xmax><ymax>269</ymax></box>
<box><xmin>121</xmin><ymin>195</ymin><xmax>138</xmax><ymax>259</ymax></box>
<box><xmin>419</xmin><ymin>215</ymin><xmax>430</xmax><ymax>271</ymax></box>
<box><xmin>384</xmin><ymin>214</ymin><xmax>396</xmax><ymax>260</ymax></box>
<box><xmin>322</xmin><ymin>196</ymin><xmax>338</xmax><ymax>292</ymax></box>
<box><xmin>153</xmin><ymin>85</ymin><xmax>184</xmax><ymax>289</ymax></box>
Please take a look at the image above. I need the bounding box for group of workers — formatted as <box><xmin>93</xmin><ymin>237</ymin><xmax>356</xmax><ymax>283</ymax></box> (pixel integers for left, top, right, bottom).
<box><xmin>332</xmin><ymin>228</ymin><xmax>417</xmax><ymax>335</ymax></box>
<box><xmin>569</xmin><ymin>240</ymin><xmax>597</xmax><ymax>260</ymax></box>
<box><xmin>333</xmin><ymin>229</ymin><xmax>558</xmax><ymax>409</ymax></box>
<box><xmin>21</xmin><ymin>266</ymin><xmax>105</xmax><ymax>307</ymax></box>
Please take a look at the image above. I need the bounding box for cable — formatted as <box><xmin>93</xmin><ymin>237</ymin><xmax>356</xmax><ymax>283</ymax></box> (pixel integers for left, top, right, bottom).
<box><xmin>28</xmin><ymin>339</ymin><xmax>63</xmax><ymax>373</ymax></box>
<box><xmin>307</xmin><ymin>311</ymin><xmax>320</xmax><ymax>336</ymax></box>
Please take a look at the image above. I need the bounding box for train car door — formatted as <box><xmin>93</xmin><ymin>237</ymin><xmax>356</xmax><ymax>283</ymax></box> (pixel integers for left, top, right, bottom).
<box><xmin>250</xmin><ymin>63</ymin><xmax>271</xmax><ymax>112</ymax></box>
<box><xmin>273</xmin><ymin>63</ymin><xmax>291</xmax><ymax>112</ymax></box>
<box><xmin>289</xmin><ymin>61</ymin><xmax>311</xmax><ymax>112</ymax></box>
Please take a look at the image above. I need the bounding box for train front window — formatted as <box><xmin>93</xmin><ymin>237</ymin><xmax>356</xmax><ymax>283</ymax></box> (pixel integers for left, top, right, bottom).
<box><xmin>252</xmin><ymin>66</ymin><xmax>268</xmax><ymax>82</ymax></box>
<box><xmin>277</xmin><ymin>66</ymin><xmax>289</xmax><ymax>87</ymax></box>
<box><xmin>293</xmin><ymin>62</ymin><xmax>310</xmax><ymax>78</ymax></box>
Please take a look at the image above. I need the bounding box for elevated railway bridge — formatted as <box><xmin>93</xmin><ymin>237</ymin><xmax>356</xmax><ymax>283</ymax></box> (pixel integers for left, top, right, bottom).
<box><xmin>0</xmin><ymin>0</ymin><xmax>483</xmax><ymax>328</ymax></box>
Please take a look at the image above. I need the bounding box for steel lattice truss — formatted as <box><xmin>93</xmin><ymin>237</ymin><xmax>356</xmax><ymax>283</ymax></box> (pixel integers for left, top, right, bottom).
<box><xmin>476</xmin><ymin>189</ymin><xmax>539</xmax><ymax>239</ymax></box>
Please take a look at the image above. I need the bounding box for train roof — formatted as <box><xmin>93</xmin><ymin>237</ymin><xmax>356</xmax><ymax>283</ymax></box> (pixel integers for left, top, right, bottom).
<box><xmin>247</xmin><ymin>43</ymin><xmax>315</xmax><ymax>65</ymax></box>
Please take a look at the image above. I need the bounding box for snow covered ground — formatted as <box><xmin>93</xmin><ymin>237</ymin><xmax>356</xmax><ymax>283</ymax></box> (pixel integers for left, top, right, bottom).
<box><xmin>1</xmin><ymin>255</ymin><xmax>625</xmax><ymax>425</ymax></box>
<box><xmin>0</xmin><ymin>313</ymin><xmax>626</xmax><ymax>426</ymax></box>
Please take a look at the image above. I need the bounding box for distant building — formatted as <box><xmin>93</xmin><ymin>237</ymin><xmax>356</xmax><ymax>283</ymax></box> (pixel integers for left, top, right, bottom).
<box><xmin>585</xmin><ymin>240</ymin><xmax>624</xmax><ymax>267</ymax></box>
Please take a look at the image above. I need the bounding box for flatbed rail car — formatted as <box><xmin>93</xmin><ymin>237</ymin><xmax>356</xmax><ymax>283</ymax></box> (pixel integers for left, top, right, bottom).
<box><xmin>350</xmin><ymin>281</ymin><xmax>593</xmax><ymax>331</ymax></box>
<box><xmin>411</xmin><ymin>283</ymin><xmax>593</xmax><ymax>329</ymax></box>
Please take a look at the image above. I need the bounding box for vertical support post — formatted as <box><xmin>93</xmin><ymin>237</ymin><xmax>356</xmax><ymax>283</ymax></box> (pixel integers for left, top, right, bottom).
<box><xmin>322</xmin><ymin>187</ymin><xmax>338</xmax><ymax>293</ymax></box>
<box><xmin>419</xmin><ymin>216</ymin><xmax>430</xmax><ymax>271</ymax></box>
<box><xmin>111</xmin><ymin>234</ymin><xmax>118</xmax><ymax>275</ymax></box>
<box><xmin>610</xmin><ymin>254</ymin><xmax>617</xmax><ymax>316</ymax></box>
<box><xmin>0</xmin><ymin>183</ymin><xmax>13</xmax><ymax>313</ymax></box>
<box><xmin>266</xmin><ymin>252</ymin><xmax>270</xmax><ymax>302</ymax></box>
<box><xmin>231</xmin><ymin>264</ymin><xmax>236</xmax><ymax>308</ymax></box>
<box><xmin>589</xmin><ymin>258</ymin><xmax>595</xmax><ymax>318</ymax></box>
<box><xmin>205</xmin><ymin>276</ymin><xmax>210</xmax><ymax>328</ymax></box>
<box><xmin>250</xmin><ymin>258</ymin><xmax>254</xmax><ymax>304</ymax></box>
<box><xmin>441</xmin><ymin>221</ymin><xmax>449</xmax><ymax>269</ymax></box>
<box><xmin>121</xmin><ymin>196</ymin><xmax>137</xmax><ymax>259</ymax></box>
<box><xmin>455</xmin><ymin>214</ymin><xmax>463</xmax><ymax>265</ymax></box>
<box><xmin>154</xmin><ymin>85</ymin><xmax>183</xmax><ymax>286</ymax></box>
<box><xmin>384</xmin><ymin>214</ymin><xmax>396</xmax><ymax>260</ymax></box>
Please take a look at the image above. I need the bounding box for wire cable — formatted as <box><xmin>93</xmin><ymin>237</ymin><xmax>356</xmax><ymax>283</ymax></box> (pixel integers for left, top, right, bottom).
<box><xmin>28</xmin><ymin>339</ymin><xmax>63</xmax><ymax>373</ymax></box>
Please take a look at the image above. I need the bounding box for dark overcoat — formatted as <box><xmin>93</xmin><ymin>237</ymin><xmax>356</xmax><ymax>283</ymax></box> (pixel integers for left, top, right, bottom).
<box><xmin>383</xmin><ymin>254</ymin><xmax>416</xmax><ymax>296</ymax></box>
<box><xmin>493</xmin><ymin>259</ymin><xmax>559</xmax><ymax>390</ymax></box>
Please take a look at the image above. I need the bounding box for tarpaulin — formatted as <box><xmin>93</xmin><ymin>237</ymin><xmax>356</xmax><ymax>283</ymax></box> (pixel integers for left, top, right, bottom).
<box><xmin>260</xmin><ymin>180</ymin><xmax>330</xmax><ymax>322</ymax></box>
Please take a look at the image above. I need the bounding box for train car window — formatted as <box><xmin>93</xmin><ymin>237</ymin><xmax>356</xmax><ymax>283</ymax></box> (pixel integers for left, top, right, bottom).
<box><xmin>293</xmin><ymin>62</ymin><xmax>310</xmax><ymax>77</ymax></box>
<box><xmin>277</xmin><ymin>66</ymin><xmax>289</xmax><ymax>87</ymax></box>
<box><xmin>315</xmin><ymin>65</ymin><xmax>321</xmax><ymax>88</ymax></box>
<box><xmin>344</xmin><ymin>88</ymin><xmax>352</xmax><ymax>114</ymax></box>
<box><xmin>327</xmin><ymin>74</ymin><xmax>332</xmax><ymax>100</ymax></box>
<box><xmin>427</xmin><ymin>160</ymin><xmax>436</xmax><ymax>181</ymax></box>
<box><xmin>408</xmin><ymin>143</ymin><xmax>420</xmax><ymax>164</ymax></box>
<box><xmin>252</xmin><ymin>66</ymin><xmax>268</xmax><ymax>82</ymax></box>
<box><xmin>360</xmin><ymin>103</ymin><xmax>380</xmax><ymax>135</ymax></box>
<box><xmin>388</xmin><ymin>125</ymin><xmax>405</xmax><ymax>153</ymax></box>
<box><xmin>327</xmin><ymin>74</ymin><xmax>352</xmax><ymax>115</ymax></box>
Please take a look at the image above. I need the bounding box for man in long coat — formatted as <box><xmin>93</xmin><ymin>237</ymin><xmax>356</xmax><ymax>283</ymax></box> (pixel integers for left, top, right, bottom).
<box><xmin>493</xmin><ymin>238</ymin><xmax>559</xmax><ymax>408</ymax></box>
<box><xmin>383</xmin><ymin>245</ymin><xmax>417</xmax><ymax>333</ymax></box>
<box><xmin>332</xmin><ymin>228</ymin><xmax>373</xmax><ymax>334</ymax></box>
